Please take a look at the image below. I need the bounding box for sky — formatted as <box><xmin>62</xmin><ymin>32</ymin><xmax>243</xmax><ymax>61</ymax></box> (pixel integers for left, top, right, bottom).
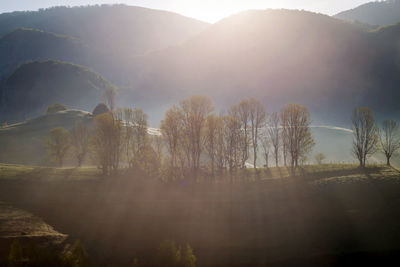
<box><xmin>0</xmin><ymin>0</ymin><xmax>372</xmax><ymax>22</ymax></box>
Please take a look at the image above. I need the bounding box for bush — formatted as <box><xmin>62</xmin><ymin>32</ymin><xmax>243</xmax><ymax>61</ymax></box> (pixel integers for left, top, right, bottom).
<box><xmin>155</xmin><ymin>241</ymin><xmax>196</xmax><ymax>267</ymax></box>
<box><xmin>65</xmin><ymin>240</ymin><xmax>89</xmax><ymax>267</ymax></box>
<box><xmin>46</xmin><ymin>103</ymin><xmax>67</xmax><ymax>114</ymax></box>
<box><xmin>156</xmin><ymin>240</ymin><xmax>181</xmax><ymax>267</ymax></box>
<box><xmin>92</xmin><ymin>103</ymin><xmax>109</xmax><ymax>116</ymax></box>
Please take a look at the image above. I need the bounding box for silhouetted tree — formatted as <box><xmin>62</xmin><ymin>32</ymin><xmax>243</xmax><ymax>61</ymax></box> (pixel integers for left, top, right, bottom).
<box><xmin>46</xmin><ymin>127</ymin><xmax>71</xmax><ymax>167</ymax></box>
<box><xmin>352</xmin><ymin>107</ymin><xmax>378</xmax><ymax>167</ymax></box>
<box><xmin>379</xmin><ymin>120</ymin><xmax>400</xmax><ymax>166</ymax></box>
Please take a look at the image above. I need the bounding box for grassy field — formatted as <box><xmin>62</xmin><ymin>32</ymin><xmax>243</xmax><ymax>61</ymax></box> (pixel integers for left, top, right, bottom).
<box><xmin>0</xmin><ymin>110</ymin><xmax>93</xmax><ymax>166</ymax></box>
<box><xmin>0</xmin><ymin>164</ymin><xmax>400</xmax><ymax>266</ymax></box>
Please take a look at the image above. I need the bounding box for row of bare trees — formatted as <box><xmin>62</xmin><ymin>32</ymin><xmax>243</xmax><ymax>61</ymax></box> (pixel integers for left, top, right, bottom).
<box><xmin>352</xmin><ymin>107</ymin><xmax>400</xmax><ymax>167</ymax></box>
<box><xmin>160</xmin><ymin>96</ymin><xmax>315</xmax><ymax>181</ymax></box>
<box><xmin>47</xmin><ymin>95</ymin><xmax>317</xmax><ymax>180</ymax></box>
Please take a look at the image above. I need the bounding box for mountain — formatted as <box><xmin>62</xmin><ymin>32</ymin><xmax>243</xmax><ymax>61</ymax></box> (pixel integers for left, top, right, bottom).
<box><xmin>122</xmin><ymin>9</ymin><xmax>400</xmax><ymax>125</ymax></box>
<box><xmin>0</xmin><ymin>28</ymin><xmax>95</xmax><ymax>78</ymax></box>
<box><xmin>0</xmin><ymin>60</ymin><xmax>113</xmax><ymax>123</ymax></box>
<box><xmin>0</xmin><ymin>5</ymin><xmax>209</xmax><ymax>56</ymax></box>
<box><xmin>0</xmin><ymin>27</ymin><xmax>131</xmax><ymax>84</ymax></box>
<box><xmin>335</xmin><ymin>0</ymin><xmax>400</xmax><ymax>26</ymax></box>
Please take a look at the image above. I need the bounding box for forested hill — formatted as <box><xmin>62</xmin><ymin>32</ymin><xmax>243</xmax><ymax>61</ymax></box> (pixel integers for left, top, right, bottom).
<box><xmin>121</xmin><ymin>9</ymin><xmax>400</xmax><ymax>125</ymax></box>
<box><xmin>0</xmin><ymin>5</ymin><xmax>209</xmax><ymax>56</ymax></box>
<box><xmin>0</xmin><ymin>60</ymin><xmax>112</xmax><ymax>123</ymax></box>
<box><xmin>2</xmin><ymin>8</ymin><xmax>400</xmax><ymax>125</ymax></box>
<box><xmin>335</xmin><ymin>0</ymin><xmax>400</xmax><ymax>26</ymax></box>
<box><xmin>0</xmin><ymin>28</ymin><xmax>94</xmax><ymax>78</ymax></box>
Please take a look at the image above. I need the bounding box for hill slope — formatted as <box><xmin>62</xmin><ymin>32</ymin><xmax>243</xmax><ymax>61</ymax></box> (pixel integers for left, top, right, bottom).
<box><xmin>335</xmin><ymin>0</ymin><xmax>400</xmax><ymax>26</ymax></box>
<box><xmin>0</xmin><ymin>110</ymin><xmax>93</xmax><ymax>165</ymax></box>
<box><xmin>0</xmin><ymin>60</ymin><xmax>112</xmax><ymax>123</ymax></box>
<box><xmin>0</xmin><ymin>5</ymin><xmax>209</xmax><ymax>56</ymax></box>
<box><xmin>0</xmin><ymin>28</ymin><xmax>95</xmax><ymax>78</ymax></box>
<box><xmin>123</xmin><ymin>9</ymin><xmax>400</xmax><ymax>125</ymax></box>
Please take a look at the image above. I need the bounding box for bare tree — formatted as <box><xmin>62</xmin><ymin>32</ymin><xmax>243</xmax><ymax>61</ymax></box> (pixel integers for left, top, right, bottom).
<box><xmin>103</xmin><ymin>85</ymin><xmax>117</xmax><ymax>111</ymax></box>
<box><xmin>180</xmin><ymin>95</ymin><xmax>214</xmax><ymax>180</ymax></box>
<box><xmin>215</xmin><ymin>113</ymin><xmax>226</xmax><ymax>175</ymax></box>
<box><xmin>46</xmin><ymin>127</ymin><xmax>70</xmax><ymax>167</ymax></box>
<box><xmin>314</xmin><ymin>153</ymin><xmax>326</xmax><ymax>165</ymax></box>
<box><xmin>160</xmin><ymin>105</ymin><xmax>182</xmax><ymax>173</ymax></box>
<box><xmin>70</xmin><ymin>122</ymin><xmax>90</xmax><ymax>167</ymax></box>
<box><xmin>281</xmin><ymin>104</ymin><xmax>315</xmax><ymax>170</ymax></box>
<box><xmin>379</xmin><ymin>120</ymin><xmax>400</xmax><ymax>166</ymax></box>
<box><xmin>205</xmin><ymin>114</ymin><xmax>220</xmax><ymax>178</ymax></box>
<box><xmin>260</xmin><ymin>129</ymin><xmax>270</xmax><ymax>168</ymax></box>
<box><xmin>268</xmin><ymin>112</ymin><xmax>281</xmax><ymax>167</ymax></box>
<box><xmin>249</xmin><ymin>98</ymin><xmax>267</xmax><ymax>170</ymax></box>
<box><xmin>123</xmin><ymin>108</ymin><xmax>135</xmax><ymax>167</ymax></box>
<box><xmin>132</xmin><ymin>108</ymin><xmax>149</xmax><ymax>155</ymax></box>
<box><xmin>224</xmin><ymin>108</ymin><xmax>242</xmax><ymax>181</ymax></box>
<box><xmin>280</xmin><ymin>112</ymin><xmax>289</xmax><ymax>167</ymax></box>
<box><xmin>236</xmin><ymin>100</ymin><xmax>251</xmax><ymax>168</ymax></box>
<box><xmin>91</xmin><ymin>113</ymin><xmax>123</xmax><ymax>176</ymax></box>
<box><xmin>352</xmin><ymin>107</ymin><xmax>378</xmax><ymax>167</ymax></box>
<box><xmin>152</xmin><ymin>135</ymin><xmax>164</xmax><ymax>167</ymax></box>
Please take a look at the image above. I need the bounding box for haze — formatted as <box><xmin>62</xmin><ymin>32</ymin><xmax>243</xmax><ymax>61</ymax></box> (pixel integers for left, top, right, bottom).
<box><xmin>0</xmin><ymin>0</ymin><xmax>372</xmax><ymax>22</ymax></box>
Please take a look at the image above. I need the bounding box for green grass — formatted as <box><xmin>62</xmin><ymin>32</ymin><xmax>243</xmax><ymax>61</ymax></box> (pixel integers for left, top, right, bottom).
<box><xmin>0</xmin><ymin>164</ymin><xmax>100</xmax><ymax>181</ymax></box>
<box><xmin>0</xmin><ymin>110</ymin><xmax>93</xmax><ymax>166</ymax></box>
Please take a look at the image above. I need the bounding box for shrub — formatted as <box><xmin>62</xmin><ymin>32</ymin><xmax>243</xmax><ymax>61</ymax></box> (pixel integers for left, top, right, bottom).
<box><xmin>92</xmin><ymin>103</ymin><xmax>109</xmax><ymax>116</ymax></box>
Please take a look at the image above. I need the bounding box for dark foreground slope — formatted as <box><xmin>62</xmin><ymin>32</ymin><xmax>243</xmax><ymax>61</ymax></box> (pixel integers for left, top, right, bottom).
<box><xmin>0</xmin><ymin>164</ymin><xmax>400</xmax><ymax>266</ymax></box>
<box><xmin>335</xmin><ymin>0</ymin><xmax>400</xmax><ymax>26</ymax></box>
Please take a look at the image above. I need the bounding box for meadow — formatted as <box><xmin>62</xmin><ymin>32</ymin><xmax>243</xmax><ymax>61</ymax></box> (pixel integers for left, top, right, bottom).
<box><xmin>0</xmin><ymin>163</ymin><xmax>400</xmax><ymax>266</ymax></box>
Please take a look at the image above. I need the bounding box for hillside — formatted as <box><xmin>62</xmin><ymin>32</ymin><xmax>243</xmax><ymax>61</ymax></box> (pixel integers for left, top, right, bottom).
<box><xmin>0</xmin><ymin>110</ymin><xmax>93</xmax><ymax>166</ymax></box>
<box><xmin>0</xmin><ymin>28</ymin><xmax>96</xmax><ymax>78</ymax></box>
<box><xmin>0</xmin><ymin>60</ymin><xmax>112</xmax><ymax>123</ymax></box>
<box><xmin>335</xmin><ymin>0</ymin><xmax>400</xmax><ymax>26</ymax></box>
<box><xmin>122</xmin><ymin>9</ymin><xmax>400</xmax><ymax>125</ymax></box>
<box><xmin>0</xmin><ymin>5</ymin><xmax>209</xmax><ymax>57</ymax></box>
